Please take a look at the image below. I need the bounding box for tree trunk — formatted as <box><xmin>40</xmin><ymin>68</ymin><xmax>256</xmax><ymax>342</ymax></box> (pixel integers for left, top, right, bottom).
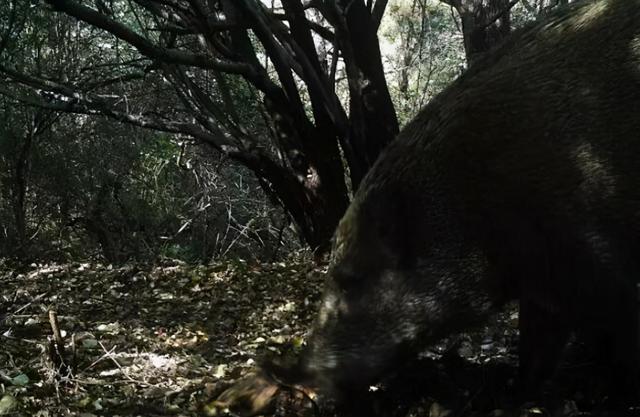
<box><xmin>15</xmin><ymin>0</ymin><xmax>401</xmax><ymax>253</ymax></box>
<box><xmin>446</xmin><ymin>0</ymin><xmax>515</xmax><ymax>65</ymax></box>
<box><xmin>224</xmin><ymin>0</ymin><xmax>394</xmax><ymax>250</ymax></box>
<box><xmin>12</xmin><ymin>129</ymin><xmax>33</xmax><ymax>253</ymax></box>
<box><xmin>229</xmin><ymin>143</ymin><xmax>348</xmax><ymax>254</ymax></box>
<box><xmin>337</xmin><ymin>0</ymin><xmax>400</xmax><ymax>188</ymax></box>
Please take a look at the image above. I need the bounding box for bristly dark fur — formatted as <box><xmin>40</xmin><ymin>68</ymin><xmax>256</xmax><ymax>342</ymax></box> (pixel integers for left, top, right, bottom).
<box><xmin>282</xmin><ymin>0</ymin><xmax>640</xmax><ymax>402</ymax></box>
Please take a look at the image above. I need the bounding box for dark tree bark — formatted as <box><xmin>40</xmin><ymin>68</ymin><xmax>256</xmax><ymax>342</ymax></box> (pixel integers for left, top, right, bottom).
<box><xmin>12</xmin><ymin>130</ymin><xmax>31</xmax><ymax>248</ymax></box>
<box><xmin>1</xmin><ymin>0</ymin><xmax>399</xmax><ymax>252</ymax></box>
<box><xmin>442</xmin><ymin>0</ymin><xmax>518</xmax><ymax>64</ymax></box>
<box><xmin>332</xmin><ymin>0</ymin><xmax>400</xmax><ymax>188</ymax></box>
<box><xmin>8</xmin><ymin>109</ymin><xmax>56</xmax><ymax>255</ymax></box>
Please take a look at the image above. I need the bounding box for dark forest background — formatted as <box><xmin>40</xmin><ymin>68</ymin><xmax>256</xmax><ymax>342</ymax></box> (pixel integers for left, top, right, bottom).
<box><xmin>0</xmin><ymin>0</ymin><xmax>575</xmax><ymax>265</ymax></box>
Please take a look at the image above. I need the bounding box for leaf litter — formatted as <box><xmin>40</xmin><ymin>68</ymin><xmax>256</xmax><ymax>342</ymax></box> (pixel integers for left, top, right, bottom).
<box><xmin>0</xmin><ymin>259</ymin><xmax>631</xmax><ymax>416</ymax></box>
<box><xmin>0</xmin><ymin>258</ymin><xmax>324</xmax><ymax>416</ymax></box>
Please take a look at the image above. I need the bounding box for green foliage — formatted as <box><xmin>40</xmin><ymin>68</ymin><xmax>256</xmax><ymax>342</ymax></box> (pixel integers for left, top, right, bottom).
<box><xmin>381</xmin><ymin>0</ymin><xmax>466</xmax><ymax>125</ymax></box>
<box><xmin>0</xmin><ymin>103</ymin><xmax>293</xmax><ymax>263</ymax></box>
<box><xmin>0</xmin><ymin>0</ymin><xmax>294</xmax><ymax>263</ymax></box>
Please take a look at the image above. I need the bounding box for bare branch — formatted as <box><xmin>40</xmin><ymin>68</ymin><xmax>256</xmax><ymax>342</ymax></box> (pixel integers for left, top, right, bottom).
<box><xmin>0</xmin><ymin>83</ymin><xmax>237</xmax><ymax>153</ymax></box>
<box><xmin>279</xmin><ymin>0</ymin><xmax>346</xmax><ymax>129</ymax></box>
<box><xmin>44</xmin><ymin>0</ymin><xmax>253</xmax><ymax>74</ymax></box>
<box><xmin>0</xmin><ymin>64</ymin><xmax>230</xmax><ymax>147</ymax></box>
<box><xmin>233</xmin><ymin>0</ymin><xmax>306</xmax><ymax>115</ymax></box>
<box><xmin>440</xmin><ymin>0</ymin><xmax>462</xmax><ymax>9</ymax></box>
<box><xmin>83</xmin><ymin>73</ymin><xmax>147</xmax><ymax>91</ymax></box>
<box><xmin>482</xmin><ymin>0</ymin><xmax>520</xmax><ymax>29</ymax></box>
<box><xmin>164</xmin><ymin>64</ymin><xmax>246</xmax><ymax>145</ymax></box>
<box><xmin>267</xmin><ymin>10</ymin><xmax>335</xmax><ymax>40</ymax></box>
<box><xmin>371</xmin><ymin>0</ymin><xmax>388</xmax><ymax>31</ymax></box>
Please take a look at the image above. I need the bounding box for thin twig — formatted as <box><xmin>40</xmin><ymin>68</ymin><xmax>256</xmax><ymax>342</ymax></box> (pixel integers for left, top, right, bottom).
<box><xmin>97</xmin><ymin>341</ymin><xmax>153</xmax><ymax>387</ymax></box>
<box><xmin>1</xmin><ymin>292</ymin><xmax>47</xmax><ymax>325</ymax></box>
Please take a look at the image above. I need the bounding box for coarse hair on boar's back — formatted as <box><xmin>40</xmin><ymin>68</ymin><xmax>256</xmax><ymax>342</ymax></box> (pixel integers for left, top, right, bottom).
<box><xmin>287</xmin><ymin>0</ymin><xmax>640</xmax><ymax>403</ymax></box>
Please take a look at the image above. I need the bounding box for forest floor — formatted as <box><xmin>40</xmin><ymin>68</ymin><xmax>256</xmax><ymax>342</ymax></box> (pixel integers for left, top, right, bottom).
<box><xmin>0</xmin><ymin>259</ymin><xmax>636</xmax><ymax>416</ymax></box>
<box><xmin>0</xmin><ymin>258</ymin><xmax>323</xmax><ymax>416</ymax></box>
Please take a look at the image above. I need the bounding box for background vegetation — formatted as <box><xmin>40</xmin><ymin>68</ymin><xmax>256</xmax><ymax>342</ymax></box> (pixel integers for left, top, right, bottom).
<box><xmin>0</xmin><ymin>0</ymin><xmax>574</xmax><ymax>265</ymax></box>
